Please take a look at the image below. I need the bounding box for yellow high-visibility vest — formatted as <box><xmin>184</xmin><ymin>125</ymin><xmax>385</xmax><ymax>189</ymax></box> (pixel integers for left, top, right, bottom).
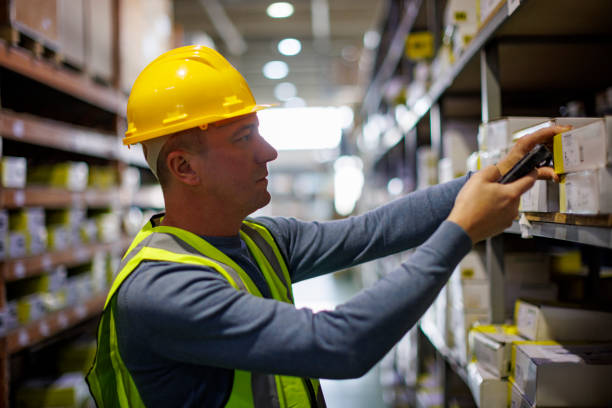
<box><xmin>86</xmin><ymin>216</ymin><xmax>325</xmax><ymax>407</ymax></box>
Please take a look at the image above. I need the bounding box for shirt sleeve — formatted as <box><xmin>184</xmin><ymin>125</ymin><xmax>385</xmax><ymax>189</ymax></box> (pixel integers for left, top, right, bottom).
<box><xmin>255</xmin><ymin>175</ymin><xmax>469</xmax><ymax>282</ymax></box>
<box><xmin>116</xmin><ymin>220</ymin><xmax>472</xmax><ymax>380</ymax></box>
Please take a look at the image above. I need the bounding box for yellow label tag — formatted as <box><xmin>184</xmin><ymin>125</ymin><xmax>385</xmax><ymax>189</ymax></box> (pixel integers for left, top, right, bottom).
<box><xmin>461</xmin><ymin>268</ymin><xmax>474</xmax><ymax>278</ymax></box>
<box><xmin>559</xmin><ymin>175</ymin><xmax>567</xmax><ymax>213</ymax></box>
<box><xmin>553</xmin><ymin>133</ymin><xmax>564</xmax><ymax>174</ymax></box>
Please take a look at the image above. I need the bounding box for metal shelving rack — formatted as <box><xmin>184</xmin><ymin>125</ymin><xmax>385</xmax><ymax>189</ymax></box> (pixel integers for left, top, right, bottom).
<box><xmin>365</xmin><ymin>0</ymin><xmax>612</xmax><ymax>406</ymax></box>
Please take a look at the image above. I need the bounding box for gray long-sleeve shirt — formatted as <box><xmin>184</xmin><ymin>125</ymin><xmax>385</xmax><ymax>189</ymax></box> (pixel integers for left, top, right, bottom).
<box><xmin>115</xmin><ymin>176</ymin><xmax>472</xmax><ymax>407</ymax></box>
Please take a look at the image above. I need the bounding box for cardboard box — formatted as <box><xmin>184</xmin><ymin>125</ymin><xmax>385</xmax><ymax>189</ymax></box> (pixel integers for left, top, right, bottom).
<box><xmin>1</xmin><ymin>156</ymin><xmax>27</xmax><ymax>188</ymax></box>
<box><xmin>512</xmin><ymin>342</ymin><xmax>612</xmax><ymax>406</ymax></box>
<box><xmin>16</xmin><ymin>372</ymin><xmax>92</xmax><ymax>408</ymax></box>
<box><xmin>469</xmin><ymin>325</ymin><xmax>525</xmax><ymax>377</ymax></box>
<box><xmin>553</xmin><ymin>117</ymin><xmax>610</xmax><ymax>174</ymax></box>
<box><xmin>449</xmin><ymin>306</ymin><xmax>490</xmax><ymax>365</ymax></box>
<box><xmin>479</xmin><ymin>117</ymin><xmax>550</xmax><ymax>152</ymax></box>
<box><xmin>48</xmin><ymin>225</ymin><xmax>71</xmax><ymax>251</ymax></box>
<box><xmin>57</xmin><ymin>0</ymin><xmax>85</xmax><ymax>67</ymax></box>
<box><xmin>515</xmin><ymin>299</ymin><xmax>612</xmax><ymax>341</ymax></box>
<box><xmin>466</xmin><ymin>362</ymin><xmax>508</xmax><ymax>408</ymax></box>
<box><xmin>520</xmin><ymin>180</ymin><xmax>559</xmax><ymax>213</ymax></box>
<box><xmin>559</xmin><ymin>167</ymin><xmax>612</xmax><ymax>214</ymax></box>
<box><xmin>85</xmin><ymin>0</ymin><xmax>114</xmax><ymax>81</ymax></box>
<box><xmin>509</xmin><ymin>381</ymin><xmax>534</xmax><ymax>408</ymax></box>
<box><xmin>11</xmin><ymin>0</ymin><xmax>59</xmax><ymax>44</ymax></box>
<box><xmin>8</xmin><ymin>231</ymin><xmax>27</xmax><ymax>259</ymax></box>
<box><xmin>458</xmin><ymin>249</ymin><xmax>487</xmax><ymax>280</ymax></box>
<box><xmin>448</xmin><ymin>276</ymin><xmax>490</xmax><ymax>310</ymax></box>
<box><xmin>28</xmin><ymin>162</ymin><xmax>89</xmax><ymax>191</ymax></box>
<box><xmin>444</xmin><ymin>0</ymin><xmax>479</xmax><ymax>27</ymax></box>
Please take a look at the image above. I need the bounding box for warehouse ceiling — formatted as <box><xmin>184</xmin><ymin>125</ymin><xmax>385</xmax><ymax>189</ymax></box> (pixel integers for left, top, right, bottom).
<box><xmin>172</xmin><ymin>0</ymin><xmax>386</xmax><ymax>108</ymax></box>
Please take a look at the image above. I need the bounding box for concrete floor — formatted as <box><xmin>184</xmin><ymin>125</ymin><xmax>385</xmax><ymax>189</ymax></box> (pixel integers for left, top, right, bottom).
<box><xmin>292</xmin><ymin>272</ymin><xmax>388</xmax><ymax>408</ymax></box>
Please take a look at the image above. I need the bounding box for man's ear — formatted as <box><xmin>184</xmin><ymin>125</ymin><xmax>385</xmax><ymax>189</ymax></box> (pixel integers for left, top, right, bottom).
<box><xmin>166</xmin><ymin>151</ymin><xmax>200</xmax><ymax>186</ymax></box>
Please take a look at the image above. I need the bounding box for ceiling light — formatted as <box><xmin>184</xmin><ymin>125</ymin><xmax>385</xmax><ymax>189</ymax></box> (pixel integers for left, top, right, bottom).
<box><xmin>284</xmin><ymin>97</ymin><xmax>306</xmax><ymax>108</ymax></box>
<box><xmin>274</xmin><ymin>82</ymin><xmax>297</xmax><ymax>101</ymax></box>
<box><xmin>278</xmin><ymin>38</ymin><xmax>301</xmax><ymax>56</ymax></box>
<box><xmin>263</xmin><ymin>61</ymin><xmax>289</xmax><ymax>79</ymax></box>
<box><xmin>267</xmin><ymin>2</ymin><xmax>294</xmax><ymax>18</ymax></box>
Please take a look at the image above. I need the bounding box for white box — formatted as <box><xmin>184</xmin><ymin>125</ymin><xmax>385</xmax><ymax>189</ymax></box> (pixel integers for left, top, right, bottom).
<box><xmin>509</xmin><ymin>381</ymin><xmax>533</xmax><ymax>408</ymax></box>
<box><xmin>457</xmin><ymin>249</ymin><xmax>487</xmax><ymax>280</ymax></box>
<box><xmin>8</xmin><ymin>231</ymin><xmax>27</xmax><ymax>259</ymax></box>
<box><xmin>444</xmin><ymin>0</ymin><xmax>479</xmax><ymax>27</ymax></box>
<box><xmin>553</xmin><ymin>117</ymin><xmax>610</xmax><ymax>174</ymax></box>
<box><xmin>479</xmin><ymin>0</ymin><xmax>505</xmax><ymax>25</ymax></box>
<box><xmin>515</xmin><ymin>299</ymin><xmax>612</xmax><ymax>341</ymax></box>
<box><xmin>466</xmin><ymin>362</ymin><xmax>508</xmax><ymax>408</ymax></box>
<box><xmin>512</xmin><ymin>343</ymin><xmax>612</xmax><ymax>407</ymax></box>
<box><xmin>504</xmin><ymin>252</ymin><xmax>550</xmax><ymax>285</ymax></box>
<box><xmin>448</xmin><ymin>275</ymin><xmax>490</xmax><ymax>310</ymax></box>
<box><xmin>1</xmin><ymin>156</ymin><xmax>27</xmax><ymax>188</ymax></box>
<box><xmin>560</xmin><ymin>168</ymin><xmax>612</xmax><ymax>214</ymax></box>
<box><xmin>469</xmin><ymin>325</ymin><xmax>525</xmax><ymax>377</ymax></box>
<box><xmin>480</xmin><ymin>117</ymin><xmax>550</xmax><ymax>152</ymax></box>
<box><xmin>442</xmin><ymin>128</ymin><xmax>477</xmax><ymax>175</ymax></box>
<box><xmin>520</xmin><ymin>179</ymin><xmax>559</xmax><ymax>213</ymax></box>
<box><xmin>449</xmin><ymin>306</ymin><xmax>490</xmax><ymax>365</ymax></box>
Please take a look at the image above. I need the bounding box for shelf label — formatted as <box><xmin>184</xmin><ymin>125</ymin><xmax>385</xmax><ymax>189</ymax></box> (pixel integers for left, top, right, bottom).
<box><xmin>18</xmin><ymin>329</ymin><xmax>29</xmax><ymax>346</ymax></box>
<box><xmin>12</xmin><ymin>120</ymin><xmax>24</xmax><ymax>138</ymax></box>
<box><xmin>58</xmin><ymin>313</ymin><xmax>69</xmax><ymax>328</ymax></box>
<box><xmin>14</xmin><ymin>261</ymin><xmax>25</xmax><ymax>279</ymax></box>
<box><xmin>507</xmin><ymin>0</ymin><xmax>521</xmax><ymax>15</ymax></box>
<box><xmin>39</xmin><ymin>321</ymin><xmax>50</xmax><ymax>336</ymax></box>
<box><xmin>14</xmin><ymin>190</ymin><xmax>25</xmax><ymax>206</ymax></box>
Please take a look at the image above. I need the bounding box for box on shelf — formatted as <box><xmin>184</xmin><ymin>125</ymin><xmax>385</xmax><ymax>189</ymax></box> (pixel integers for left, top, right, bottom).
<box><xmin>9</xmin><ymin>266</ymin><xmax>68</xmax><ymax>297</ymax></box>
<box><xmin>511</xmin><ymin>342</ymin><xmax>612</xmax><ymax>407</ymax></box>
<box><xmin>520</xmin><ymin>179</ymin><xmax>559</xmax><ymax>213</ymax></box>
<box><xmin>8</xmin><ymin>0</ymin><xmax>59</xmax><ymax>44</ymax></box>
<box><xmin>449</xmin><ymin>306</ymin><xmax>490</xmax><ymax>365</ymax></box>
<box><xmin>0</xmin><ymin>209</ymin><xmax>8</xmax><ymax>260</ymax></box>
<box><xmin>468</xmin><ymin>325</ymin><xmax>525</xmax><ymax>378</ymax></box>
<box><xmin>10</xmin><ymin>207</ymin><xmax>48</xmax><ymax>255</ymax></box>
<box><xmin>16</xmin><ymin>294</ymin><xmax>46</xmax><ymax>325</ymax></box>
<box><xmin>553</xmin><ymin>117</ymin><xmax>610</xmax><ymax>174</ymax></box>
<box><xmin>515</xmin><ymin>299</ymin><xmax>612</xmax><ymax>341</ymax></box>
<box><xmin>8</xmin><ymin>231</ymin><xmax>27</xmax><ymax>259</ymax></box>
<box><xmin>15</xmin><ymin>372</ymin><xmax>93</xmax><ymax>408</ymax></box>
<box><xmin>85</xmin><ymin>0</ymin><xmax>114</xmax><ymax>82</ymax></box>
<box><xmin>57</xmin><ymin>0</ymin><xmax>85</xmax><ymax>67</ymax></box>
<box><xmin>444</xmin><ymin>0</ymin><xmax>479</xmax><ymax>27</ymax></box>
<box><xmin>559</xmin><ymin>167</ymin><xmax>612</xmax><ymax>214</ymax></box>
<box><xmin>466</xmin><ymin>362</ymin><xmax>507</xmax><ymax>408</ymax></box>
<box><xmin>79</xmin><ymin>219</ymin><xmax>98</xmax><ymax>244</ymax></box>
<box><xmin>48</xmin><ymin>225</ymin><xmax>71</xmax><ymax>251</ymax></box>
<box><xmin>94</xmin><ymin>213</ymin><xmax>121</xmax><ymax>243</ymax></box>
<box><xmin>478</xmin><ymin>117</ymin><xmax>550</xmax><ymax>152</ymax></box>
<box><xmin>448</xmin><ymin>274</ymin><xmax>490</xmax><ymax>310</ymax></box>
<box><xmin>1</xmin><ymin>156</ymin><xmax>27</xmax><ymax>188</ymax></box>
<box><xmin>417</xmin><ymin>147</ymin><xmax>438</xmax><ymax>189</ymax></box>
<box><xmin>88</xmin><ymin>165</ymin><xmax>117</xmax><ymax>189</ymax></box>
<box><xmin>442</xmin><ymin>128</ymin><xmax>478</xmax><ymax>176</ymax></box>
<box><xmin>28</xmin><ymin>161</ymin><xmax>89</xmax><ymax>191</ymax></box>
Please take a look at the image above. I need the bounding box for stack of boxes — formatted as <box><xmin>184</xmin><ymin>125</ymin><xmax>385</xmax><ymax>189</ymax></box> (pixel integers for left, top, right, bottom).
<box><xmin>466</xmin><ymin>300</ymin><xmax>612</xmax><ymax>407</ymax></box>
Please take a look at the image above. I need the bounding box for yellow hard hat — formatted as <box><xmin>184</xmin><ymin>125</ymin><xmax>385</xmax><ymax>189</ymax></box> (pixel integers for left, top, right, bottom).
<box><xmin>123</xmin><ymin>45</ymin><xmax>272</xmax><ymax>145</ymax></box>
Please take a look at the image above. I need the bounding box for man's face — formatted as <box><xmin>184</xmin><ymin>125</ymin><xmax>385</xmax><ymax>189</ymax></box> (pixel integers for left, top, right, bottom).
<box><xmin>194</xmin><ymin>113</ymin><xmax>278</xmax><ymax>217</ymax></box>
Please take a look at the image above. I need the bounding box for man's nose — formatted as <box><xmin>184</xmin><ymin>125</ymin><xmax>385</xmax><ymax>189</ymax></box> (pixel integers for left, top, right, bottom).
<box><xmin>257</xmin><ymin>134</ymin><xmax>278</xmax><ymax>163</ymax></box>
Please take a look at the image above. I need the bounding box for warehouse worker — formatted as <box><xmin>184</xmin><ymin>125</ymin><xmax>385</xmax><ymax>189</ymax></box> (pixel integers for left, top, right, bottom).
<box><xmin>87</xmin><ymin>45</ymin><xmax>564</xmax><ymax>408</ymax></box>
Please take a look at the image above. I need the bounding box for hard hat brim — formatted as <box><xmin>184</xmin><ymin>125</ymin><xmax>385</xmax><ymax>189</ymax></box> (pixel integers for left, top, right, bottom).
<box><xmin>123</xmin><ymin>103</ymin><xmax>275</xmax><ymax>145</ymax></box>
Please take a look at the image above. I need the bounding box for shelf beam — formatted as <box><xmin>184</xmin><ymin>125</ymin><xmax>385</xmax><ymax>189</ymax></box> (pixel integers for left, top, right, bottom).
<box><xmin>0</xmin><ymin>41</ymin><xmax>126</xmax><ymax>115</ymax></box>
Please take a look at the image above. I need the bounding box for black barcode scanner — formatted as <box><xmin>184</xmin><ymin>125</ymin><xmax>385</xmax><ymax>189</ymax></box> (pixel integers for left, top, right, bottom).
<box><xmin>497</xmin><ymin>144</ymin><xmax>553</xmax><ymax>184</ymax></box>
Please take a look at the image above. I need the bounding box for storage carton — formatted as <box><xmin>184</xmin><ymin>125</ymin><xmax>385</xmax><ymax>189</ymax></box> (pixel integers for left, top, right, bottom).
<box><xmin>16</xmin><ymin>372</ymin><xmax>92</xmax><ymax>408</ymax></box>
<box><xmin>1</xmin><ymin>156</ymin><xmax>27</xmax><ymax>188</ymax></box>
<box><xmin>511</xmin><ymin>342</ymin><xmax>612</xmax><ymax>406</ymax></box>
<box><xmin>468</xmin><ymin>325</ymin><xmax>525</xmax><ymax>377</ymax></box>
<box><xmin>520</xmin><ymin>180</ymin><xmax>559</xmax><ymax>213</ymax></box>
<box><xmin>505</xmin><ymin>283</ymin><xmax>558</xmax><ymax>319</ymax></box>
<box><xmin>559</xmin><ymin>167</ymin><xmax>612</xmax><ymax>214</ymax></box>
<box><xmin>457</xmin><ymin>249</ymin><xmax>488</xmax><ymax>280</ymax></box>
<box><xmin>449</xmin><ymin>306</ymin><xmax>490</xmax><ymax>365</ymax></box>
<box><xmin>479</xmin><ymin>117</ymin><xmax>550</xmax><ymax>152</ymax></box>
<box><xmin>448</xmin><ymin>272</ymin><xmax>490</xmax><ymax>310</ymax></box>
<box><xmin>466</xmin><ymin>362</ymin><xmax>507</xmax><ymax>408</ymax></box>
<box><xmin>515</xmin><ymin>299</ymin><xmax>612</xmax><ymax>341</ymax></box>
<box><xmin>8</xmin><ymin>231</ymin><xmax>27</xmax><ymax>259</ymax></box>
<box><xmin>553</xmin><ymin>117</ymin><xmax>610</xmax><ymax>174</ymax></box>
<box><xmin>28</xmin><ymin>162</ymin><xmax>89</xmax><ymax>191</ymax></box>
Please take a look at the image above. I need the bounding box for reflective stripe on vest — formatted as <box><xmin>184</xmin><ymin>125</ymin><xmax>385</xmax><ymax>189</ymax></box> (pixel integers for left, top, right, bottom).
<box><xmin>87</xmin><ymin>217</ymin><xmax>326</xmax><ymax>408</ymax></box>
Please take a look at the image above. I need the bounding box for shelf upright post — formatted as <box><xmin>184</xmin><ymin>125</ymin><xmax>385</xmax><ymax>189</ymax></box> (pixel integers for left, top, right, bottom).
<box><xmin>480</xmin><ymin>42</ymin><xmax>501</xmax><ymax>123</ymax></box>
<box><xmin>481</xmin><ymin>40</ymin><xmax>505</xmax><ymax>324</ymax></box>
<box><xmin>0</xmin><ymin>62</ymin><xmax>8</xmax><ymax>408</ymax></box>
<box><xmin>430</xmin><ymin>103</ymin><xmax>443</xmax><ymax>161</ymax></box>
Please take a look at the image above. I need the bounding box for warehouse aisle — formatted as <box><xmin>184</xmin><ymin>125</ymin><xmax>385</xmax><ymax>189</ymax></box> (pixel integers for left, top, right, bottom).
<box><xmin>293</xmin><ymin>272</ymin><xmax>388</xmax><ymax>408</ymax></box>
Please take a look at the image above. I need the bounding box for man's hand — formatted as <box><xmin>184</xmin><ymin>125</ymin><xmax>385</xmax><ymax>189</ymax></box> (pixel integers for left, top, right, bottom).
<box><xmin>496</xmin><ymin>125</ymin><xmax>571</xmax><ymax>182</ymax></box>
<box><xmin>447</xmin><ymin>165</ymin><xmax>537</xmax><ymax>243</ymax></box>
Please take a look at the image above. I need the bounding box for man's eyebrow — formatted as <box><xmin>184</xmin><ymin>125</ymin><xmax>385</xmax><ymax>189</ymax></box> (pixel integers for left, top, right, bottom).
<box><xmin>232</xmin><ymin>123</ymin><xmax>258</xmax><ymax>136</ymax></box>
